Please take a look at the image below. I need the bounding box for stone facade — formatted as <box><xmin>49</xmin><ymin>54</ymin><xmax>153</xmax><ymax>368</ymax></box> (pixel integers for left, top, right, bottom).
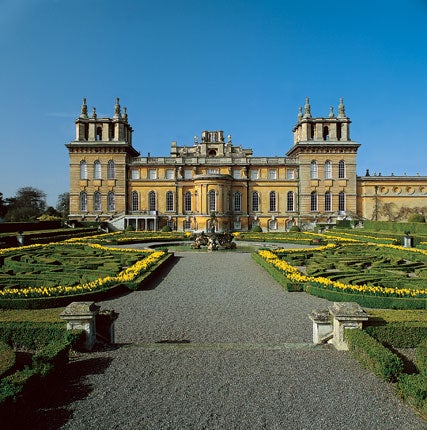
<box><xmin>66</xmin><ymin>98</ymin><xmax>427</xmax><ymax>231</ymax></box>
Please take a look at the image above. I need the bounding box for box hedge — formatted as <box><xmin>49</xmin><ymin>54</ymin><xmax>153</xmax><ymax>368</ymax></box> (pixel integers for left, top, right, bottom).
<box><xmin>345</xmin><ymin>329</ymin><xmax>404</xmax><ymax>382</ymax></box>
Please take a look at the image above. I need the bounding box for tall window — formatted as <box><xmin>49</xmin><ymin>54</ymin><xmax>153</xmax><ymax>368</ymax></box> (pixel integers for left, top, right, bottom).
<box><xmin>148</xmin><ymin>191</ymin><xmax>156</xmax><ymax>211</ymax></box>
<box><xmin>79</xmin><ymin>191</ymin><xmax>88</xmax><ymax>211</ymax></box>
<box><xmin>208</xmin><ymin>190</ymin><xmax>216</xmax><ymax>212</ymax></box>
<box><xmin>94</xmin><ymin>191</ymin><xmax>102</xmax><ymax>211</ymax></box>
<box><xmin>287</xmin><ymin>191</ymin><xmax>294</xmax><ymax>211</ymax></box>
<box><xmin>325</xmin><ymin>191</ymin><xmax>332</xmax><ymax>212</ymax></box>
<box><xmin>166</xmin><ymin>191</ymin><xmax>174</xmax><ymax>211</ymax></box>
<box><xmin>324</xmin><ymin>160</ymin><xmax>332</xmax><ymax>179</ymax></box>
<box><xmin>269</xmin><ymin>191</ymin><xmax>277</xmax><ymax>212</ymax></box>
<box><xmin>80</xmin><ymin>161</ymin><xmax>87</xmax><ymax>180</ymax></box>
<box><xmin>234</xmin><ymin>192</ymin><xmax>242</xmax><ymax>212</ymax></box>
<box><xmin>107</xmin><ymin>160</ymin><xmax>115</xmax><ymax>179</ymax></box>
<box><xmin>269</xmin><ymin>169</ymin><xmax>277</xmax><ymax>180</ymax></box>
<box><xmin>132</xmin><ymin>191</ymin><xmax>139</xmax><ymax>211</ymax></box>
<box><xmin>184</xmin><ymin>191</ymin><xmax>192</xmax><ymax>212</ymax></box>
<box><xmin>339</xmin><ymin>191</ymin><xmax>346</xmax><ymax>212</ymax></box>
<box><xmin>131</xmin><ymin>169</ymin><xmax>140</xmax><ymax>180</ymax></box>
<box><xmin>252</xmin><ymin>192</ymin><xmax>260</xmax><ymax>212</ymax></box>
<box><xmin>310</xmin><ymin>160</ymin><xmax>318</xmax><ymax>179</ymax></box>
<box><xmin>310</xmin><ymin>191</ymin><xmax>318</xmax><ymax>211</ymax></box>
<box><xmin>94</xmin><ymin>161</ymin><xmax>101</xmax><ymax>179</ymax></box>
<box><xmin>338</xmin><ymin>160</ymin><xmax>346</xmax><ymax>179</ymax></box>
<box><xmin>107</xmin><ymin>191</ymin><xmax>115</xmax><ymax>211</ymax></box>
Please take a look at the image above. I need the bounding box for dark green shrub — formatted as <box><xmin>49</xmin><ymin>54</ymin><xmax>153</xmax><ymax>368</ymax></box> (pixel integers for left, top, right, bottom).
<box><xmin>289</xmin><ymin>226</ymin><xmax>300</xmax><ymax>232</ymax></box>
<box><xmin>0</xmin><ymin>342</ymin><xmax>15</xmax><ymax>379</ymax></box>
<box><xmin>345</xmin><ymin>329</ymin><xmax>403</xmax><ymax>382</ymax></box>
<box><xmin>415</xmin><ymin>338</ymin><xmax>427</xmax><ymax>376</ymax></box>
<box><xmin>397</xmin><ymin>374</ymin><xmax>427</xmax><ymax>417</ymax></box>
<box><xmin>364</xmin><ymin>323</ymin><xmax>427</xmax><ymax>348</ymax></box>
<box><xmin>32</xmin><ymin>338</ymin><xmax>71</xmax><ymax>376</ymax></box>
<box><xmin>125</xmin><ymin>224</ymin><xmax>135</xmax><ymax>231</ymax></box>
<box><xmin>161</xmin><ymin>225</ymin><xmax>172</xmax><ymax>232</ymax></box>
<box><xmin>0</xmin><ymin>322</ymin><xmax>67</xmax><ymax>350</ymax></box>
<box><xmin>408</xmin><ymin>214</ymin><xmax>426</xmax><ymax>223</ymax></box>
<box><xmin>251</xmin><ymin>225</ymin><xmax>262</xmax><ymax>232</ymax></box>
<box><xmin>0</xmin><ymin>368</ymin><xmax>37</xmax><ymax>404</ymax></box>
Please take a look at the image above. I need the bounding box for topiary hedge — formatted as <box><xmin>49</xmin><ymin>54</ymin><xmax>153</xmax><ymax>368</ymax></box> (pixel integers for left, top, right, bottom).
<box><xmin>0</xmin><ymin>342</ymin><xmax>15</xmax><ymax>379</ymax></box>
<box><xmin>364</xmin><ymin>323</ymin><xmax>427</xmax><ymax>348</ymax></box>
<box><xmin>305</xmin><ymin>285</ymin><xmax>426</xmax><ymax>310</ymax></box>
<box><xmin>345</xmin><ymin>329</ymin><xmax>404</xmax><ymax>382</ymax></box>
<box><xmin>0</xmin><ymin>322</ymin><xmax>84</xmax><ymax>406</ymax></box>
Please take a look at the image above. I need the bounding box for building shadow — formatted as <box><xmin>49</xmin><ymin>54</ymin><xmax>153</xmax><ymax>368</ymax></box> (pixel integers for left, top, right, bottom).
<box><xmin>0</xmin><ymin>356</ymin><xmax>113</xmax><ymax>430</ymax></box>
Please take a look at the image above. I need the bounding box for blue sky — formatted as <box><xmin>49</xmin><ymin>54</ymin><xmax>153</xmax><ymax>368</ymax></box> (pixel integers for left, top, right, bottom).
<box><xmin>0</xmin><ymin>0</ymin><xmax>426</xmax><ymax>206</ymax></box>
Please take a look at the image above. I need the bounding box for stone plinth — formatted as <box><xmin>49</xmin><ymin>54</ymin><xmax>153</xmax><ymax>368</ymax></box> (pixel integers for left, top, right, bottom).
<box><xmin>329</xmin><ymin>302</ymin><xmax>369</xmax><ymax>350</ymax></box>
<box><xmin>308</xmin><ymin>309</ymin><xmax>333</xmax><ymax>344</ymax></box>
<box><xmin>60</xmin><ymin>302</ymin><xmax>100</xmax><ymax>351</ymax></box>
<box><xmin>96</xmin><ymin>309</ymin><xmax>119</xmax><ymax>344</ymax></box>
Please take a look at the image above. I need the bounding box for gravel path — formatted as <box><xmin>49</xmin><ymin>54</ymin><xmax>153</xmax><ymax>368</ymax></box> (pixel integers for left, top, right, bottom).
<box><xmin>6</xmin><ymin>250</ymin><xmax>425</xmax><ymax>429</ymax></box>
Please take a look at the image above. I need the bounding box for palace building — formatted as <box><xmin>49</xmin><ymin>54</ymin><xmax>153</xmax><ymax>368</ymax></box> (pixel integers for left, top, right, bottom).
<box><xmin>66</xmin><ymin>98</ymin><xmax>427</xmax><ymax>231</ymax></box>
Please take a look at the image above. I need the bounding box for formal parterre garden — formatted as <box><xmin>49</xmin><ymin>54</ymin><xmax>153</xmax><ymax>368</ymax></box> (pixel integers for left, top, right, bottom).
<box><xmin>0</xmin><ymin>239</ymin><xmax>167</xmax><ymax>306</ymax></box>
<box><xmin>253</xmin><ymin>231</ymin><xmax>427</xmax><ymax>309</ymax></box>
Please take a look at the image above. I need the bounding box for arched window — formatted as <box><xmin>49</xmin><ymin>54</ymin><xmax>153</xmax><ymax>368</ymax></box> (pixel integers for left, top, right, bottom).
<box><xmin>339</xmin><ymin>191</ymin><xmax>346</xmax><ymax>212</ymax></box>
<box><xmin>107</xmin><ymin>160</ymin><xmax>116</xmax><ymax>179</ymax></box>
<box><xmin>107</xmin><ymin>191</ymin><xmax>115</xmax><ymax>212</ymax></box>
<box><xmin>338</xmin><ymin>160</ymin><xmax>346</xmax><ymax>179</ymax></box>
<box><xmin>94</xmin><ymin>160</ymin><xmax>102</xmax><ymax>179</ymax></box>
<box><xmin>166</xmin><ymin>191</ymin><xmax>174</xmax><ymax>211</ymax></box>
<box><xmin>310</xmin><ymin>191</ymin><xmax>318</xmax><ymax>211</ymax></box>
<box><xmin>79</xmin><ymin>191</ymin><xmax>88</xmax><ymax>211</ymax></box>
<box><xmin>325</xmin><ymin>191</ymin><xmax>332</xmax><ymax>212</ymax></box>
<box><xmin>252</xmin><ymin>192</ymin><xmax>260</xmax><ymax>212</ymax></box>
<box><xmin>310</xmin><ymin>160</ymin><xmax>318</xmax><ymax>179</ymax></box>
<box><xmin>94</xmin><ymin>191</ymin><xmax>102</xmax><ymax>211</ymax></box>
<box><xmin>131</xmin><ymin>191</ymin><xmax>139</xmax><ymax>211</ymax></box>
<box><xmin>184</xmin><ymin>191</ymin><xmax>192</xmax><ymax>212</ymax></box>
<box><xmin>234</xmin><ymin>192</ymin><xmax>242</xmax><ymax>212</ymax></box>
<box><xmin>208</xmin><ymin>190</ymin><xmax>216</xmax><ymax>212</ymax></box>
<box><xmin>324</xmin><ymin>160</ymin><xmax>332</xmax><ymax>179</ymax></box>
<box><xmin>287</xmin><ymin>191</ymin><xmax>294</xmax><ymax>212</ymax></box>
<box><xmin>148</xmin><ymin>191</ymin><xmax>156</xmax><ymax>212</ymax></box>
<box><xmin>268</xmin><ymin>219</ymin><xmax>277</xmax><ymax>230</ymax></box>
<box><xmin>269</xmin><ymin>191</ymin><xmax>277</xmax><ymax>212</ymax></box>
<box><xmin>80</xmin><ymin>161</ymin><xmax>87</xmax><ymax>180</ymax></box>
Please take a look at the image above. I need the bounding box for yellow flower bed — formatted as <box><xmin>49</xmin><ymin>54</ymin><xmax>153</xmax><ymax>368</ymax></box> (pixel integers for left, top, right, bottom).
<box><xmin>258</xmin><ymin>249</ymin><xmax>427</xmax><ymax>299</ymax></box>
<box><xmin>0</xmin><ymin>243</ymin><xmax>165</xmax><ymax>299</ymax></box>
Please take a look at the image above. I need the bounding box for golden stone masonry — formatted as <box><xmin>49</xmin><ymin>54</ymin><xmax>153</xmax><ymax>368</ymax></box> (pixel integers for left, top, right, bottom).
<box><xmin>66</xmin><ymin>98</ymin><xmax>427</xmax><ymax>231</ymax></box>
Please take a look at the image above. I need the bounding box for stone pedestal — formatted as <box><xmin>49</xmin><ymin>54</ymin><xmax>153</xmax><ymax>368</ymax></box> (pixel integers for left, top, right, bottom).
<box><xmin>329</xmin><ymin>302</ymin><xmax>369</xmax><ymax>350</ymax></box>
<box><xmin>96</xmin><ymin>309</ymin><xmax>119</xmax><ymax>344</ymax></box>
<box><xmin>60</xmin><ymin>302</ymin><xmax>100</xmax><ymax>351</ymax></box>
<box><xmin>308</xmin><ymin>309</ymin><xmax>333</xmax><ymax>344</ymax></box>
<box><xmin>403</xmin><ymin>236</ymin><xmax>413</xmax><ymax>248</ymax></box>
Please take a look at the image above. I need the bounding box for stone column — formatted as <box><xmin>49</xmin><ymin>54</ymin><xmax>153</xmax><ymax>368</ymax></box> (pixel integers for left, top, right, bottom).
<box><xmin>329</xmin><ymin>302</ymin><xmax>369</xmax><ymax>350</ymax></box>
<box><xmin>60</xmin><ymin>302</ymin><xmax>100</xmax><ymax>351</ymax></box>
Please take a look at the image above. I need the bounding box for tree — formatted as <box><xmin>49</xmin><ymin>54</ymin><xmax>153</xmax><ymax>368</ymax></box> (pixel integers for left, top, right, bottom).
<box><xmin>56</xmin><ymin>192</ymin><xmax>70</xmax><ymax>218</ymax></box>
<box><xmin>4</xmin><ymin>187</ymin><xmax>47</xmax><ymax>222</ymax></box>
<box><xmin>408</xmin><ymin>213</ymin><xmax>426</xmax><ymax>223</ymax></box>
<box><xmin>0</xmin><ymin>192</ymin><xmax>7</xmax><ymax>219</ymax></box>
<box><xmin>37</xmin><ymin>206</ymin><xmax>62</xmax><ymax>221</ymax></box>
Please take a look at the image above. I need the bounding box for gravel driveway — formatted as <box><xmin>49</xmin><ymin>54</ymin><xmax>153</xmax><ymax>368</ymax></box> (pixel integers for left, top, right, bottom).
<box><xmin>5</xmin><ymin>250</ymin><xmax>425</xmax><ymax>429</ymax></box>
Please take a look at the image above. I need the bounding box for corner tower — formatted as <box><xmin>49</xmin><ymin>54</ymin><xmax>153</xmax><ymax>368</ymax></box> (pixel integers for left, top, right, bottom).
<box><xmin>287</xmin><ymin>98</ymin><xmax>360</xmax><ymax>223</ymax></box>
<box><xmin>66</xmin><ymin>98</ymin><xmax>139</xmax><ymax>222</ymax></box>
